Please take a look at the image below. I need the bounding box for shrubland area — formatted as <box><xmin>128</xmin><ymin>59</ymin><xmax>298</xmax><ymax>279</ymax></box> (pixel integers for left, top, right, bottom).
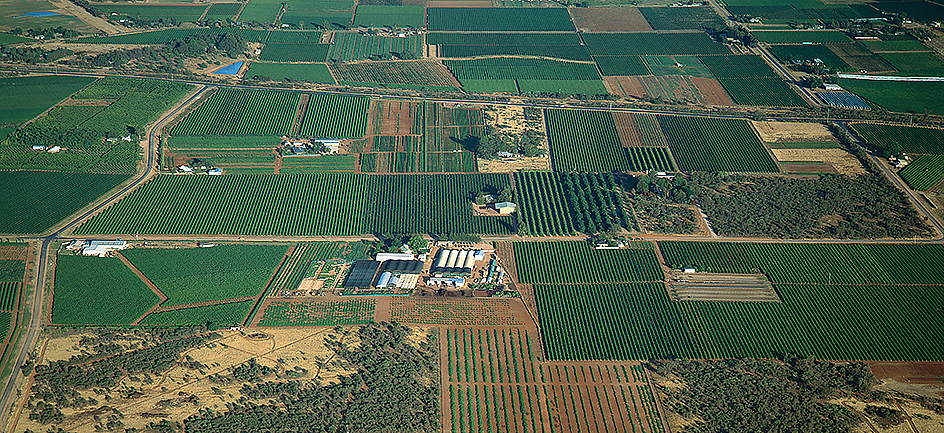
<box><xmin>5</xmin><ymin>1</ymin><xmax>944</xmax><ymax>433</ymax></box>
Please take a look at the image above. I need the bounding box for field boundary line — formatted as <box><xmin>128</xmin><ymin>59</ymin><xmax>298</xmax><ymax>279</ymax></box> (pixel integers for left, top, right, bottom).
<box><xmin>244</xmin><ymin>245</ymin><xmax>294</xmax><ymax>326</ymax></box>
<box><xmin>642</xmin><ymin>366</ymin><xmax>671</xmax><ymax>433</ymax></box>
<box><xmin>153</xmin><ymin>295</ymin><xmax>256</xmax><ymax>314</ymax></box>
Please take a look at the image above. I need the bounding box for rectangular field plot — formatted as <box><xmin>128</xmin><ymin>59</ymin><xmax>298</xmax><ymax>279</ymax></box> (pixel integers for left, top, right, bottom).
<box><xmin>100</xmin><ymin>4</ymin><xmax>208</xmax><ymax>22</ymax></box>
<box><xmin>878</xmin><ymin>51</ymin><xmax>944</xmax><ymax>76</ymax></box>
<box><xmin>139</xmin><ymin>300</ymin><xmax>254</xmax><ymax>326</ymax></box>
<box><xmin>331</xmin><ymin>60</ymin><xmax>460</xmax><ymax>88</ymax></box>
<box><xmin>637</xmin><ymin>5</ymin><xmax>723</xmax><ymax>30</ymax></box>
<box><xmin>657</xmin><ymin>116</ymin><xmax>778</xmax><ymax>173</ymax></box>
<box><xmin>353</xmin><ymin>5</ymin><xmax>424</xmax><ymax>27</ymax></box>
<box><xmin>52</xmin><ymin>255</ymin><xmax>161</xmax><ymax>325</ymax></box>
<box><xmin>753</xmin><ymin>30</ymin><xmax>852</xmax><ymax>44</ymax></box>
<box><xmin>767</xmin><ymin>44</ymin><xmax>851</xmax><ymax>71</ymax></box>
<box><xmin>0</xmin><ymin>282</ymin><xmax>19</xmax><ymax>310</ymax></box>
<box><xmin>898</xmin><ymin>155</ymin><xmax>944</xmax><ymax>191</ymax></box>
<box><xmin>172</xmin><ymin>88</ymin><xmax>299</xmax><ymax>136</ymax></box>
<box><xmin>0</xmin><ymin>75</ymin><xmax>96</xmax><ymax>125</ymax></box>
<box><xmin>246</xmin><ymin>62</ymin><xmax>336</xmax><ymax>84</ymax></box>
<box><xmin>260</xmin><ymin>43</ymin><xmax>330</xmax><ymax>62</ymax></box>
<box><xmin>0</xmin><ymin>172</ymin><xmax>127</xmax><ymax>234</ymax></box>
<box><xmin>514</xmin><ymin>172</ymin><xmax>633</xmax><ymax>236</ymax></box>
<box><xmin>121</xmin><ymin>244</ymin><xmax>289</xmax><ymax>306</ymax></box>
<box><xmin>299</xmin><ymin>93</ymin><xmax>370</xmax><ymax>138</ymax></box>
<box><xmin>427</xmin><ymin>7</ymin><xmax>575</xmax><ymax>31</ymax></box>
<box><xmin>594</xmin><ymin>55</ymin><xmax>650</xmax><ymax>76</ymax></box>
<box><xmin>326</xmin><ymin>32</ymin><xmax>422</xmax><ymax>61</ymax></box>
<box><xmin>256</xmin><ymin>298</ymin><xmax>375</xmax><ymax>326</ymax></box>
<box><xmin>76</xmin><ymin>173</ymin><xmax>516</xmax><ymax>236</ymax></box>
<box><xmin>582</xmin><ymin>32</ymin><xmax>729</xmax><ymax>56</ymax></box>
<box><xmin>851</xmin><ymin>123</ymin><xmax>944</xmax><ymax>155</ymax></box>
<box><xmin>444</xmin><ymin>57</ymin><xmax>602</xmax><ymax>81</ymax></box>
<box><xmin>430</xmin><ymin>32</ymin><xmax>592</xmax><ymax>61</ymax></box>
<box><xmin>513</xmin><ymin>241</ymin><xmax>663</xmax><ymax>284</ymax></box>
<box><xmin>839</xmin><ymin>79</ymin><xmax>944</xmax><ymax>116</ymax></box>
<box><xmin>545</xmin><ymin>109</ymin><xmax>631</xmax><ymax>172</ymax></box>
<box><xmin>569</xmin><ymin>6</ymin><xmax>653</xmax><ymax>32</ymax></box>
<box><xmin>699</xmin><ymin>55</ymin><xmax>806</xmax><ymax>107</ymax></box>
<box><xmin>280</xmin><ymin>154</ymin><xmax>357</xmax><ymax>174</ymax></box>
<box><xmin>75</xmin><ymin>28</ymin><xmax>269</xmax><ymax>44</ymax></box>
<box><xmin>389</xmin><ymin>298</ymin><xmax>527</xmax><ymax>326</ymax></box>
<box><xmin>534</xmin><ymin>281</ymin><xmax>944</xmax><ymax>361</ymax></box>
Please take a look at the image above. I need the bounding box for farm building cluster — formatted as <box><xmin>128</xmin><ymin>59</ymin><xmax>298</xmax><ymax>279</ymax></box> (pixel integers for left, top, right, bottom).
<box><xmin>64</xmin><ymin>240</ymin><xmax>128</xmax><ymax>257</ymax></box>
<box><xmin>285</xmin><ymin>242</ymin><xmax>509</xmax><ymax>297</ymax></box>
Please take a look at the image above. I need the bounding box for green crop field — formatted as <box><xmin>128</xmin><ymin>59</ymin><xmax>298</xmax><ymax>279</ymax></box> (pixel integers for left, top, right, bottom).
<box><xmin>167</xmin><ymin>135</ymin><xmax>280</xmax><ymax>150</ymax></box>
<box><xmin>534</xmin><ymin>282</ymin><xmax>944</xmax><ymax>361</ymax></box>
<box><xmin>122</xmin><ymin>244</ymin><xmax>289</xmax><ymax>306</ymax></box>
<box><xmin>279</xmin><ymin>0</ymin><xmax>353</xmax><ymax>28</ymax></box>
<box><xmin>545</xmin><ymin>109</ymin><xmax>630</xmax><ymax>172</ymax></box>
<box><xmin>72</xmin><ymin>76</ymin><xmax>137</xmax><ymax>99</ymax></box>
<box><xmin>172</xmin><ymin>88</ymin><xmax>300</xmax><ymax>136</ymax></box>
<box><xmin>658</xmin><ymin>116</ymin><xmax>777</xmax><ymax>173</ymax></box>
<box><xmin>0</xmin><ymin>282</ymin><xmax>18</xmax><ymax>311</ymax></box>
<box><xmin>839</xmin><ymin>79</ymin><xmax>944</xmax><ymax>115</ymax></box>
<box><xmin>898</xmin><ymin>155</ymin><xmax>944</xmax><ymax>191</ymax></box>
<box><xmin>430</xmin><ymin>32</ymin><xmax>592</xmax><ymax>61</ymax></box>
<box><xmin>530</xmin><ymin>241</ymin><xmax>944</xmax><ymax>360</ymax></box>
<box><xmin>299</xmin><ymin>93</ymin><xmax>370</xmax><ymax>138</ymax></box>
<box><xmin>260</xmin><ymin>43</ymin><xmax>330</xmax><ymax>62</ymax></box>
<box><xmin>140</xmin><ymin>300</ymin><xmax>255</xmax><ymax>326</ymax></box>
<box><xmin>628</xmin><ymin>147</ymin><xmax>675</xmax><ymax>171</ymax></box>
<box><xmin>100</xmin><ymin>4</ymin><xmax>208</xmax><ymax>22</ymax></box>
<box><xmin>246</xmin><ymin>62</ymin><xmax>336</xmax><ymax>84</ymax></box>
<box><xmin>514</xmin><ymin>172</ymin><xmax>631</xmax><ymax>236</ymax></box>
<box><xmin>0</xmin><ymin>259</ymin><xmax>24</xmax><ymax>282</ymax></box>
<box><xmin>205</xmin><ymin>2</ymin><xmax>241</xmax><ymax>20</ymax></box>
<box><xmin>326</xmin><ymin>32</ymin><xmax>422</xmax><ymax>61</ymax></box>
<box><xmin>445</xmin><ymin>57</ymin><xmax>602</xmax><ymax>81</ymax></box>
<box><xmin>265</xmin><ymin>30</ymin><xmax>324</xmax><ymax>43</ymax></box>
<box><xmin>0</xmin><ymin>172</ymin><xmax>127</xmax><ymax>234</ymax></box>
<box><xmin>76</xmin><ymin>173</ymin><xmax>516</xmax><ymax>236</ymax></box>
<box><xmin>353</xmin><ymin>5</ymin><xmax>423</xmax><ymax>28</ymax></box>
<box><xmin>851</xmin><ymin>123</ymin><xmax>944</xmax><ymax>154</ymax></box>
<box><xmin>279</xmin><ymin>155</ymin><xmax>357</xmax><ymax>173</ymax></box>
<box><xmin>257</xmin><ymin>299</ymin><xmax>375</xmax><ymax>326</ymax></box>
<box><xmin>513</xmin><ymin>241</ymin><xmax>663</xmax><ymax>284</ymax></box>
<box><xmin>52</xmin><ymin>255</ymin><xmax>161</xmax><ymax>325</ymax></box>
<box><xmin>239</xmin><ymin>0</ymin><xmax>281</xmax><ymax>22</ymax></box>
<box><xmin>331</xmin><ymin>60</ymin><xmax>459</xmax><ymax>88</ymax></box>
<box><xmin>643</xmin><ymin>55</ymin><xmax>713</xmax><ymax>77</ymax></box>
<box><xmin>698</xmin><ymin>55</ymin><xmax>806</xmax><ymax>107</ymax></box>
<box><xmin>582</xmin><ymin>33</ymin><xmax>728</xmax><ymax>56</ymax></box>
<box><xmin>699</xmin><ymin>55</ymin><xmax>779</xmax><ymax>78</ymax></box>
<box><xmin>862</xmin><ymin>38</ymin><xmax>929</xmax><ymax>52</ymax></box>
<box><xmin>459</xmin><ymin>79</ymin><xmax>518</xmax><ymax>93</ymax></box>
<box><xmin>517</xmin><ymin>80</ymin><xmax>607</xmax><ymax>96</ymax></box>
<box><xmin>594</xmin><ymin>55</ymin><xmax>650</xmax><ymax>76</ymax></box>
<box><xmin>427</xmin><ymin>7</ymin><xmax>575</xmax><ymax>32</ymax></box>
<box><xmin>0</xmin><ymin>75</ymin><xmax>95</xmax><ymax>126</ymax></box>
<box><xmin>753</xmin><ymin>30</ymin><xmax>852</xmax><ymax>44</ymax></box>
<box><xmin>638</xmin><ymin>6</ymin><xmax>724</xmax><ymax>30</ymax></box>
<box><xmin>767</xmin><ymin>45</ymin><xmax>851</xmax><ymax>71</ymax></box>
<box><xmin>879</xmin><ymin>52</ymin><xmax>944</xmax><ymax>76</ymax></box>
<box><xmin>3</xmin><ymin>79</ymin><xmax>191</xmax><ymax>173</ymax></box>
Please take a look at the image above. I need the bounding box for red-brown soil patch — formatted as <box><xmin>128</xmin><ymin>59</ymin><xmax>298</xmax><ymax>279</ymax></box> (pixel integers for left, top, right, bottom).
<box><xmin>612</xmin><ymin>112</ymin><xmax>645</xmax><ymax>147</ymax></box>
<box><xmin>870</xmin><ymin>362</ymin><xmax>944</xmax><ymax>384</ymax></box>
<box><xmin>569</xmin><ymin>7</ymin><xmax>652</xmax><ymax>32</ymax></box>
<box><xmin>0</xmin><ymin>245</ymin><xmax>28</xmax><ymax>261</ymax></box>
<box><xmin>691</xmin><ymin>76</ymin><xmax>735</xmax><ymax>106</ymax></box>
<box><xmin>379</xmin><ymin>100</ymin><xmax>417</xmax><ymax>136</ymax></box>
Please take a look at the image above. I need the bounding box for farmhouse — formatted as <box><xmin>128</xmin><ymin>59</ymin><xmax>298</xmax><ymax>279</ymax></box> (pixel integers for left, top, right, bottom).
<box><xmin>81</xmin><ymin>240</ymin><xmax>127</xmax><ymax>257</ymax></box>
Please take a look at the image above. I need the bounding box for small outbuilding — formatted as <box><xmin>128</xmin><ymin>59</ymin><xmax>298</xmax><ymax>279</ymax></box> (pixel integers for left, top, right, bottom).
<box><xmin>495</xmin><ymin>202</ymin><xmax>516</xmax><ymax>214</ymax></box>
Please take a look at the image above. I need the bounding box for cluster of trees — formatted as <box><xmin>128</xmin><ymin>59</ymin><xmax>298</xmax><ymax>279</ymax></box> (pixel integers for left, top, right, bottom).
<box><xmin>634</xmin><ymin>172</ymin><xmax>694</xmax><ymax>204</ymax></box>
<box><xmin>474</xmin><ymin>187</ymin><xmax>514</xmax><ymax>204</ymax></box>
<box><xmin>366</xmin><ymin>234</ymin><xmax>429</xmax><ymax>256</ymax></box>
<box><xmin>653</xmin><ymin>354</ymin><xmax>875</xmax><ymax>433</ymax></box>
<box><xmin>65</xmin><ymin>33</ymin><xmax>246</xmax><ymax>72</ymax></box>
<box><xmin>185</xmin><ymin>322</ymin><xmax>440</xmax><ymax>432</ymax></box>
<box><xmin>691</xmin><ymin>171</ymin><xmax>933</xmax><ymax>239</ymax></box>
<box><xmin>26</xmin><ymin>330</ymin><xmax>217</xmax><ymax>425</ymax></box>
<box><xmin>560</xmin><ymin>172</ymin><xmax>629</xmax><ymax>235</ymax></box>
<box><xmin>232</xmin><ymin>358</ymin><xmax>275</xmax><ymax>382</ymax></box>
<box><xmin>0</xmin><ymin>45</ymin><xmax>72</xmax><ymax>63</ymax></box>
<box><xmin>709</xmin><ymin>25</ymin><xmax>758</xmax><ymax>47</ymax></box>
<box><xmin>472</xmin><ymin>133</ymin><xmax>545</xmax><ymax>159</ymax></box>
<box><xmin>10</xmin><ymin>26</ymin><xmax>81</xmax><ymax>39</ymax></box>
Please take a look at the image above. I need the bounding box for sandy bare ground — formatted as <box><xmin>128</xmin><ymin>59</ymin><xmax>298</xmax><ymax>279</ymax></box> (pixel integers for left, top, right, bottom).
<box><xmin>771</xmin><ymin>148</ymin><xmax>868</xmax><ymax>175</ymax></box>
<box><xmin>49</xmin><ymin>0</ymin><xmax>128</xmax><ymax>34</ymax></box>
<box><xmin>752</xmin><ymin>120</ymin><xmax>836</xmax><ymax>143</ymax></box>
<box><xmin>11</xmin><ymin>327</ymin><xmax>385</xmax><ymax>433</ymax></box>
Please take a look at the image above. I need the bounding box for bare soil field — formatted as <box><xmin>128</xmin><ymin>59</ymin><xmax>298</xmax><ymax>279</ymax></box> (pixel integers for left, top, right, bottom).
<box><xmin>378</xmin><ymin>100</ymin><xmax>418</xmax><ymax>136</ymax></box>
<box><xmin>0</xmin><ymin>244</ymin><xmax>28</xmax><ymax>261</ymax></box>
<box><xmin>569</xmin><ymin>7</ymin><xmax>652</xmax><ymax>32</ymax></box>
<box><xmin>479</xmin><ymin>104</ymin><xmax>550</xmax><ymax>172</ymax></box>
<box><xmin>605</xmin><ymin>75</ymin><xmax>734</xmax><ymax>106</ymax></box>
<box><xmin>381</xmin><ymin>296</ymin><xmax>532</xmax><ymax>327</ymax></box>
<box><xmin>13</xmin><ymin>327</ymin><xmax>384</xmax><ymax>433</ymax></box>
<box><xmin>771</xmin><ymin>148</ymin><xmax>868</xmax><ymax>175</ymax></box>
<box><xmin>826</xmin><ymin>42</ymin><xmax>897</xmax><ymax>73</ymax></box>
<box><xmin>751</xmin><ymin>120</ymin><xmax>837</xmax><ymax>143</ymax></box>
